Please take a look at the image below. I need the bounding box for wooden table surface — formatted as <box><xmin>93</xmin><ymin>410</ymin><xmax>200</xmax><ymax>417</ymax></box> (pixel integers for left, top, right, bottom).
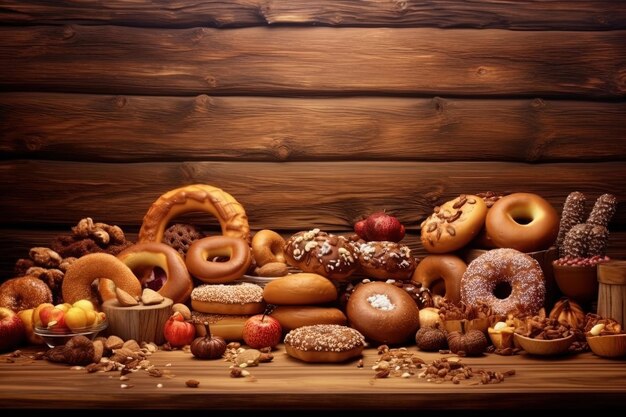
<box><xmin>1</xmin><ymin>346</ymin><xmax>625</xmax><ymax>410</ymax></box>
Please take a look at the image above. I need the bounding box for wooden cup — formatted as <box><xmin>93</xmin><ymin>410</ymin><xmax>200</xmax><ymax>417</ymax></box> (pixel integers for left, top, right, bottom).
<box><xmin>102</xmin><ymin>297</ymin><xmax>173</xmax><ymax>344</ymax></box>
<box><xmin>597</xmin><ymin>260</ymin><xmax>626</xmax><ymax>328</ymax></box>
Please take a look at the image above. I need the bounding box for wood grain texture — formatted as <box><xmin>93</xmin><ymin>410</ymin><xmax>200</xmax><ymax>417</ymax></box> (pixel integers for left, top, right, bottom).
<box><xmin>1</xmin><ymin>26</ymin><xmax>625</xmax><ymax>98</ymax></box>
<box><xmin>2</xmin><ymin>93</ymin><xmax>625</xmax><ymax>163</ymax></box>
<box><xmin>0</xmin><ymin>347</ymin><xmax>625</xmax><ymax>409</ymax></box>
<box><xmin>1</xmin><ymin>0</ymin><xmax>625</xmax><ymax>30</ymax></box>
<box><xmin>1</xmin><ymin>160</ymin><xmax>625</xmax><ymax>230</ymax></box>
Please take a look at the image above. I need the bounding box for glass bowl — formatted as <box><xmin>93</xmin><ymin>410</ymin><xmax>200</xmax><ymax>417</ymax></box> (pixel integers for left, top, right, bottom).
<box><xmin>34</xmin><ymin>319</ymin><xmax>108</xmax><ymax>348</ymax></box>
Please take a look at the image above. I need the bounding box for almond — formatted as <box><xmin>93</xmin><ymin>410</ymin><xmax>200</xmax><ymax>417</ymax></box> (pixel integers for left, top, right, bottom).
<box><xmin>116</xmin><ymin>287</ymin><xmax>139</xmax><ymax>307</ymax></box>
<box><xmin>105</xmin><ymin>335</ymin><xmax>124</xmax><ymax>350</ymax></box>
<box><xmin>141</xmin><ymin>288</ymin><xmax>164</xmax><ymax>305</ymax></box>
<box><xmin>171</xmin><ymin>303</ymin><xmax>192</xmax><ymax>320</ymax></box>
<box><xmin>255</xmin><ymin>262</ymin><xmax>289</xmax><ymax>277</ymax></box>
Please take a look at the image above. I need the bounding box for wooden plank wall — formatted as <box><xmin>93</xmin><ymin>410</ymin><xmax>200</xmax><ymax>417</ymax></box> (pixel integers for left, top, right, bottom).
<box><xmin>0</xmin><ymin>1</ymin><xmax>625</xmax><ymax>278</ymax></box>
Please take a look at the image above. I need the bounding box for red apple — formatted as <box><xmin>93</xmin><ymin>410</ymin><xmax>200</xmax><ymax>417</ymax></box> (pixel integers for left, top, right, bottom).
<box><xmin>355</xmin><ymin>211</ymin><xmax>406</xmax><ymax>242</ymax></box>
<box><xmin>163</xmin><ymin>311</ymin><xmax>195</xmax><ymax>347</ymax></box>
<box><xmin>0</xmin><ymin>307</ymin><xmax>26</xmax><ymax>352</ymax></box>
<box><xmin>39</xmin><ymin>306</ymin><xmax>67</xmax><ymax>331</ymax></box>
<box><xmin>242</xmin><ymin>314</ymin><xmax>282</xmax><ymax>350</ymax></box>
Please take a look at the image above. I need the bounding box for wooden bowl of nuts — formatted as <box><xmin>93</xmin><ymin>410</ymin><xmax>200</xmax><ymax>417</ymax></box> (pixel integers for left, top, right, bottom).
<box><xmin>587</xmin><ymin>334</ymin><xmax>626</xmax><ymax>358</ymax></box>
<box><xmin>513</xmin><ymin>333</ymin><xmax>574</xmax><ymax>356</ymax></box>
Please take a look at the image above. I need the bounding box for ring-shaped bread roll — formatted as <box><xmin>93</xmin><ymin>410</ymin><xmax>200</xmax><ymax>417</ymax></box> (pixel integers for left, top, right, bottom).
<box><xmin>252</xmin><ymin>230</ymin><xmax>286</xmax><ymax>266</ymax></box>
<box><xmin>117</xmin><ymin>242</ymin><xmax>193</xmax><ymax>304</ymax></box>
<box><xmin>412</xmin><ymin>255</ymin><xmax>467</xmax><ymax>304</ymax></box>
<box><xmin>485</xmin><ymin>193</ymin><xmax>559</xmax><ymax>253</ymax></box>
<box><xmin>138</xmin><ymin>184</ymin><xmax>250</xmax><ymax>244</ymax></box>
<box><xmin>186</xmin><ymin>236</ymin><xmax>251</xmax><ymax>283</ymax></box>
<box><xmin>62</xmin><ymin>253</ymin><xmax>141</xmax><ymax>304</ymax></box>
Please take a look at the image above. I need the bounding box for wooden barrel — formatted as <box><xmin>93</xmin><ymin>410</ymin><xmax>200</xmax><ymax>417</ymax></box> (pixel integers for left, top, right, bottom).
<box><xmin>597</xmin><ymin>260</ymin><xmax>626</xmax><ymax>327</ymax></box>
<box><xmin>102</xmin><ymin>298</ymin><xmax>173</xmax><ymax>344</ymax></box>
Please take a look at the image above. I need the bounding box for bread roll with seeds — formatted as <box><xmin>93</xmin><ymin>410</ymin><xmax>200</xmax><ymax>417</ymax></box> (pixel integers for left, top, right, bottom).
<box><xmin>284</xmin><ymin>324</ymin><xmax>365</xmax><ymax>363</ymax></box>
<box><xmin>191</xmin><ymin>283</ymin><xmax>265</xmax><ymax>315</ymax></box>
<box><xmin>421</xmin><ymin>195</ymin><xmax>487</xmax><ymax>253</ymax></box>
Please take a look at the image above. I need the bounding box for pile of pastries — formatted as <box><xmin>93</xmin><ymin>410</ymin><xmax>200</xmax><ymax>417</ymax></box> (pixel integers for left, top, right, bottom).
<box><xmin>0</xmin><ymin>184</ymin><xmax>623</xmax><ymax>363</ymax></box>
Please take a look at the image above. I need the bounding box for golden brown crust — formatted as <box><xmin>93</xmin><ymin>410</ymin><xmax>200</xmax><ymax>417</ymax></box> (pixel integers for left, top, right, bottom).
<box><xmin>62</xmin><ymin>253</ymin><xmax>141</xmax><ymax>304</ymax></box>
<box><xmin>284</xmin><ymin>229</ymin><xmax>358</xmax><ymax>281</ymax></box>
<box><xmin>412</xmin><ymin>255</ymin><xmax>467</xmax><ymax>304</ymax></box>
<box><xmin>485</xmin><ymin>193</ymin><xmax>559</xmax><ymax>253</ymax></box>
<box><xmin>190</xmin><ymin>312</ymin><xmax>249</xmax><ymax>341</ymax></box>
<box><xmin>138</xmin><ymin>184</ymin><xmax>250</xmax><ymax>244</ymax></box>
<box><xmin>346</xmin><ymin>281</ymin><xmax>420</xmax><ymax>345</ymax></box>
<box><xmin>356</xmin><ymin>241</ymin><xmax>417</xmax><ymax>280</ymax></box>
<box><xmin>186</xmin><ymin>236</ymin><xmax>251</xmax><ymax>283</ymax></box>
<box><xmin>421</xmin><ymin>195</ymin><xmax>487</xmax><ymax>253</ymax></box>
<box><xmin>117</xmin><ymin>242</ymin><xmax>193</xmax><ymax>304</ymax></box>
<box><xmin>191</xmin><ymin>283</ymin><xmax>264</xmax><ymax>315</ymax></box>
<box><xmin>0</xmin><ymin>276</ymin><xmax>52</xmax><ymax>311</ymax></box>
<box><xmin>252</xmin><ymin>230</ymin><xmax>286</xmax><ymax>266</ymax></box>
<box><xmin>263</xmin><ymin>273</ymin><xmax>338</xmax><ymax>305</ymax></box>
<box><xmin>284</xmin><ymin>324</ymin><xmax>365</xmax><ymax>363</ymax></box>
<box><xmin>285</xmin><ymin>343</ymin><xmax>364</xmax><ymax>363</ymax></box>
<box><xmin>271</xmin><ymin>306</ymin><xmax>347</xmax><ymax>331</ymax></box>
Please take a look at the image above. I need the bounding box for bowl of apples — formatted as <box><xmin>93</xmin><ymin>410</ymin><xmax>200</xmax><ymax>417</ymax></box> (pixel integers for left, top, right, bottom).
<box><xmin>33</xmin><ymin>299</ymin><xmax>108</xmax><ymax>348</ymax></box>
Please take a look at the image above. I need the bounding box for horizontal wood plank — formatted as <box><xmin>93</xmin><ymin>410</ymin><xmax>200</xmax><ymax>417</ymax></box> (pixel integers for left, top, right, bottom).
<box><xmin>0</xmin><ymin>160</ymin><xmax>624</xmax><ymax>231</ymax></box>
<box><xmin>1</xmin><ymin>348</ymin><xmax>625</xmax><ymax>409</ymax></box>
<box><xmin>3</xmin><ymin>228</ymin><xmax>626</xmax><ymax>280</ymax></box>
<box><xmin>1</xmin><ymin>26</ymin><xmax>624</xmax><ymax>97</ymax></box>
<box><xmin>1</xmin><ymin>1</ymin><xmax>625</xmax><ymax>30</ymax></box>
<box><xmin>1</xmin><ymin>93</ymin><xmax>625</xmax><ymax>163</ymax></box>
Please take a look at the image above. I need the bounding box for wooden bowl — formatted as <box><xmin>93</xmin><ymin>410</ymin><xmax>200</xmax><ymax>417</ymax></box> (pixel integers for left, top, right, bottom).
<box><xmin>587</xmin><ymin>334</ymin><xmax>626</xmax><ymax>358</ymax></box>
<box><xmin>552</xmin><ymin>263</ymin><xmax>598</xmax><ymax>305</ymax></box>
<box><xmin>513</xmin><ymin>333</ymin><xmax>574</xmax><ymax>356</ymax></box>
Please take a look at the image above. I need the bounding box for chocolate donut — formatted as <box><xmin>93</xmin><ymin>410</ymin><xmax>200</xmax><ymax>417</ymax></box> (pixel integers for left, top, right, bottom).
<box><xmin>284</xmin><ymin>229</ymin><xmax>358</xmax><ymax>281</ymax></box>
<box><xmin>356</xmin><ymin>241</ymin><xmax>417</xmax><ymax>281</ymax></box>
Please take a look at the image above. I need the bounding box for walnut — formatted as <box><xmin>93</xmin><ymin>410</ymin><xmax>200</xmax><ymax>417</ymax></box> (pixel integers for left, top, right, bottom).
<box><xmin>59</xmin><ymin>257</ymin><xmax>78</xmax><ymax>272</ymax></box>
<box><xmin>29</xmin><ymin>247</ymin><xmax>63</xmax><ymax>268</ymax></box>
<box><xmin>43</xmin><ymin>268</ymin><xmax>64</xmax><ymax>287</ymax></box>
<box><xmin>91</xmin><ymin>229</ymin><xmax>110</xmax><ymax>245</ymax></box>
<box><xmin>72</xmin><ymin>217</ymin><xmax>95</xmax><ymax>238</ymax></box>
<box><xmin>65</xmin><ymin>335</ymin><xmax>95</xmax><ymax>366</ymax></box>
<box><xmin>14</xmin><ymin>258</ymin><xmax>35</xmax><ymax>275</ymax></box>
<box><xmin>45</xmin><ymin>346</ymin><xmax>68</xmax><ymax>363</ymax></box>
<box><xmin>96</xmin><ymin>223</ymin><xmax>126</xmax><ymax>244</ymax></box>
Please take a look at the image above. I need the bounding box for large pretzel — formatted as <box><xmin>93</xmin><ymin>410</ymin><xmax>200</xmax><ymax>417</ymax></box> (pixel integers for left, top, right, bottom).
<box><xmin>138</xmin><ymin>184</ymin><xmax>250</xmax><ymax>244</ymax></box>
